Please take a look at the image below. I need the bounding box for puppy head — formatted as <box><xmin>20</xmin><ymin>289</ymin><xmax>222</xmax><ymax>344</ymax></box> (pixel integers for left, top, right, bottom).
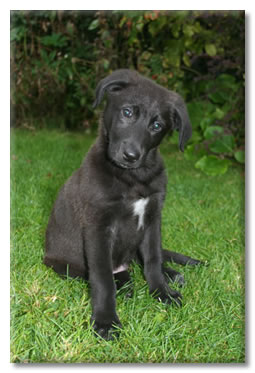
<box><xmin>93</xmin><ymin>69</ymin><xmax>192</xmax><ymax>168</ymax></box>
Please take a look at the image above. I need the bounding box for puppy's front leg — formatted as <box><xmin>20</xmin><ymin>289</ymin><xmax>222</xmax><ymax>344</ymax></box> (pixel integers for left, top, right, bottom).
<box><xmin>140</xmin><ymin>221</ymin><xmax>182</xmax><ymax>306</ymax></box>
<box><xmin>85</xmin><ymin>227</ymin><xmax>121</xmax><ymax>340</ymax></box>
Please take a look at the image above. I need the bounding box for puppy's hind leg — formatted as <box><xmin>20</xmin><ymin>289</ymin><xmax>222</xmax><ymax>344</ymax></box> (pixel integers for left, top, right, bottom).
<box><xmin>162</xmin><ymin>266</ymin><xmax>185</xmax><ymax>287</ymax></box>
<box><xmin>162</xmin><ymin>249</ymin><xmax>204</xmax><ymax>266</ymax></box>
<box><xmin>114</xmin><ymin>270</ymin><xmax>133</xmax><ymax>297</ymax></box>
<box><xmin>44</xmin><ymin>256</ymin><xmax>88</xmax><ymax>280</ymax></box>
<box><xmin>44</xmin><ymin>208</ymin><xmax>88</xmax><ymax>280</ymax></box>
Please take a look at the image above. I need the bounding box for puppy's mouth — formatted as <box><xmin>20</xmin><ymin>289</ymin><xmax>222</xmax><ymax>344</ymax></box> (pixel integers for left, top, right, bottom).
<box><xmin>111</xmin><ymin>159</ymin><xmax>140</xmax><ymax>170</ymax></box>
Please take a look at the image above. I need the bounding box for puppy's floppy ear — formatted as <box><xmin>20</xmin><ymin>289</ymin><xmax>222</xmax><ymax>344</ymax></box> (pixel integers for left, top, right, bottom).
<box><xmin>93</xmin><ymin>69</ymin><xmax>137</xmax><ymax>108</ymax></box>
<box><xmin>169</xmin><ymin>93</ymin><xmax>192</xmax><ymax>152</ymax></box>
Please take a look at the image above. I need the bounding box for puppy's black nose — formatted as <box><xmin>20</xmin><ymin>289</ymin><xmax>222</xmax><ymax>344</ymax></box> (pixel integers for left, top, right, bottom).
<box><xmin>123</xmin><ymin>149</ymin><xmax>140</xmax><ymax>163</ymax></box>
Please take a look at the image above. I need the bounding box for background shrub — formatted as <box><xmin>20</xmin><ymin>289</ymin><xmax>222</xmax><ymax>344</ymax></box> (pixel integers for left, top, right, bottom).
<box><xmin>11</xmin><ymin>10</ymin><xmax>245</xmax><ymax>174</ymax></box>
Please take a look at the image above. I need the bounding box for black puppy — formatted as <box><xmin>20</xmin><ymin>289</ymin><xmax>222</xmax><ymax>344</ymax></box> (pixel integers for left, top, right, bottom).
<box><xmin>44</xmin><ymin>69</ymin><xmax>202</xmax><ymax>340</ymax></box>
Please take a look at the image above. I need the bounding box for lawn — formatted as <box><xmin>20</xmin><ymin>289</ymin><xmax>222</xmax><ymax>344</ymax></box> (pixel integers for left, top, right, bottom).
<box><xmin>10</xmin><ymin>129</ymin><xmax>245</xmax><ymax>363</ymax></box>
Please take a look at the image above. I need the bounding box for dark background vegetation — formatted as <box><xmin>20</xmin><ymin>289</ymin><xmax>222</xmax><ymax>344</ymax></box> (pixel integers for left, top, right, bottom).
<box><xmin>10</xmin><ymin>10</ymin><xmax>245</xmax><ymax>175</ymax></box>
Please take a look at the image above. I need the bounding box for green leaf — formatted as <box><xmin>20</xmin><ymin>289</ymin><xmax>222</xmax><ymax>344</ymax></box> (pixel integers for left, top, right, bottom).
<box><xmin>39</xmin><ymin>49</ymin><xmax>49</xmax><ymax>62</ymax></box>
<box><xmin>205</xmin><ymin>43</ymin><xmax>217</xmax><ymax>57</ymax></box>
<box><xmin>80</xmin><ymin>96</ymin><xmax>86</xmax><ymax>107</ymax></box>
<box><xmin>184</xmin><ymin>144</ymin><xmax>207</xmax><ymax>161</ymax></box>
<box><xmin>103</xmin><ymin>59</ymin><xmax>110</xmax><ymax>70</ymax></box>
<box><xmin>88</xmin><ymin>19</ymin><xmax>99</xmax><ymax>31</ymax></box>
<box><xmin>119</xmin><ymin>16</ymin><xmax>127</xmax><ymax>28</ymax></box>
<box><xmin>207</xmin><ymin>74</ymin><xmax>239</xmax><ymax>104</ymax></box>
<box><xmin>166</xmin><ymin>54</ymin><xmax>180</xmax><ymax>68</ymax></box>
<box><xmin>204</xmin><ymin>126</ymin><xmax>224</xmax><ymax>139</ymax></box>
<box><xmin>208</xmin><ymin>91</ymin><xmax>226</xmax><ymax>104</ymax></box>
<box><xmin>234</xmin><ymin>150</ymin><xmax>245</xmax><ymax>163</ymax></box>
<box><xmin>200</xmin><ymin>117</ymin><xmax>215</xmax><ymax>131</ymax></box>
<box><xmin>11</xmin><ymin>26</ymin><xmax>26</xmax><ymax>42</ymax></box>
<box><xmin>148</xmin><ymin>16</ymin><xmax>168</xmax><ymax>36</ymax></box>
<box><xmin>214</xmin><ymin>108</ymin><xmax>225</xmax><ymax>120</ymax></box>
<box><xmin>195</xmin><ymin>155</ymin><xmax>231</xmax><ymax>176</ymax></box>
<box><xmin>189</xmin><ymin>130</ymin><xmax>203</xmax><ymax>144</ymax></box>
<box><xmin>187</xmin><ymin>101</ymin><xmax>215</xmax><ymax>129</ymax></box>
<box><xmin>136</xmin><ymin>22</ymin><xmax>144</xmax><ymax>32</ymax></box>
<box><xmin>141</xmin><ymin>51</ymin><xmax>152</xmax><ymax>61</ymax></box>
<box><xmin>217</xmin><ymin>74</ymin><xmax>237</xmax><ymax>87</ymax></box>
<box><xmin>183</xmin><ymin>24</ymin><xmax>195</xmax><ymax>37</ymax></box>
<box><xmin>209</xmin><ymin>135</ymin><xmax>235</xmax><ymax>154</ymax></box>
<box><xmin>164</xmin><ymin>41</ymin><xmax>182</xmax><ymax>68</ymax></box>
<box><xmin>172</xmin><ymin>23</ymin><xmax>181</xmax><ymax>38</ymax></box>
<box><xmin>49</xmin><ymin>50</ymin><xmax>57</xmax><ymax>62</ymax></box>
<box><xmin>40</xmin><ymin>33</ymin><xmax>68</xmax><ymax>48</ymax></box>
<box><xmin>183</xmin><ymin>54</ymin><xmax>191</xmax><ymax>67</ymax></box>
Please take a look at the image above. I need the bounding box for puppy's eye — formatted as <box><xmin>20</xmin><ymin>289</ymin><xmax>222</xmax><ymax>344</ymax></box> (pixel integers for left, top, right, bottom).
<box><xmin>150</xmin><ymin>121</ymin><xmax>162</xmax><ymax>132</ymax></box>
<box><xmin>122</xmin><ymin>108</ymin><xmax>133</xmax><ymax>118</ymax></box>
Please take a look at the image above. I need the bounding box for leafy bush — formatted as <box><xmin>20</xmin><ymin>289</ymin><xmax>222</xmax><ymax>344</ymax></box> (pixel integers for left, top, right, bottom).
<box><xmin>11</xmin><ymin>10</ymin><xmax>245</xmax><ymax>174</ymax></box>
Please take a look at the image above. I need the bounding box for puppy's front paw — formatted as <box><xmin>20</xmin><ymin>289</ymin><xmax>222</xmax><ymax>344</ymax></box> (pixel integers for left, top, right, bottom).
<box><xmin>91</xmin><ymin>317</ymin><xmax>122</xmax><ymax>340</ymax></box>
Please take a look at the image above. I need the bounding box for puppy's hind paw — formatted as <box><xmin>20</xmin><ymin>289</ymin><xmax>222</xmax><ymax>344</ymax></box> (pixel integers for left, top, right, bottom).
<box><xmin>152</xmin><ymin>286</ymin><xmax>182</xmax><ymax>307</ymax></box>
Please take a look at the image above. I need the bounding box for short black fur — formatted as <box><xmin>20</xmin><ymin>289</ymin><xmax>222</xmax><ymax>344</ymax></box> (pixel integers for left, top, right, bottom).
<box><xmin>44</xmin><ymin>69</ymin><xmax>202</xmax><ymax>340</ymax></box>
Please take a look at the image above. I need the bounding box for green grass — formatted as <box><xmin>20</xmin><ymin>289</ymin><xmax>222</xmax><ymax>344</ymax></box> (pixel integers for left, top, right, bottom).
<box><xmin>10</xmin><ymin>129</ymin><xmax>245</xmax><ymax>363</ymax></box>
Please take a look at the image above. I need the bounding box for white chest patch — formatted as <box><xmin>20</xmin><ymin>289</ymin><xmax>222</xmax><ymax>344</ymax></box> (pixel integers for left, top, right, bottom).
<box><xmin>133</xmin><ymin>198</ymin><xmax>149</xmax><ymax>230</ymax></box>
<box><xmin>113</xmin><ymin>264</ymin><xmax>128</xmax><ymax>274</ymax></box>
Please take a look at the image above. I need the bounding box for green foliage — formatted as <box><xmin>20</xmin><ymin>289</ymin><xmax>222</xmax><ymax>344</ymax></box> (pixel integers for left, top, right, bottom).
<box><xmin>182</xmin><ymin>70</ymin><xmax>244</xmax><ymax>174</ymax></box>
<box><xmin>195</xmin><ymin>155</ymin><xmax>231</xmax><ymax>176</ymax></box>
<box><xmin>234</xmin><ymin>150</ymin><xmax>245</xmax><ymax>164</ymax></box>
<box><xmin>11</xmin><ymin>10</ymin><xmax>244</xmax><ymax>173</ymax></box>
